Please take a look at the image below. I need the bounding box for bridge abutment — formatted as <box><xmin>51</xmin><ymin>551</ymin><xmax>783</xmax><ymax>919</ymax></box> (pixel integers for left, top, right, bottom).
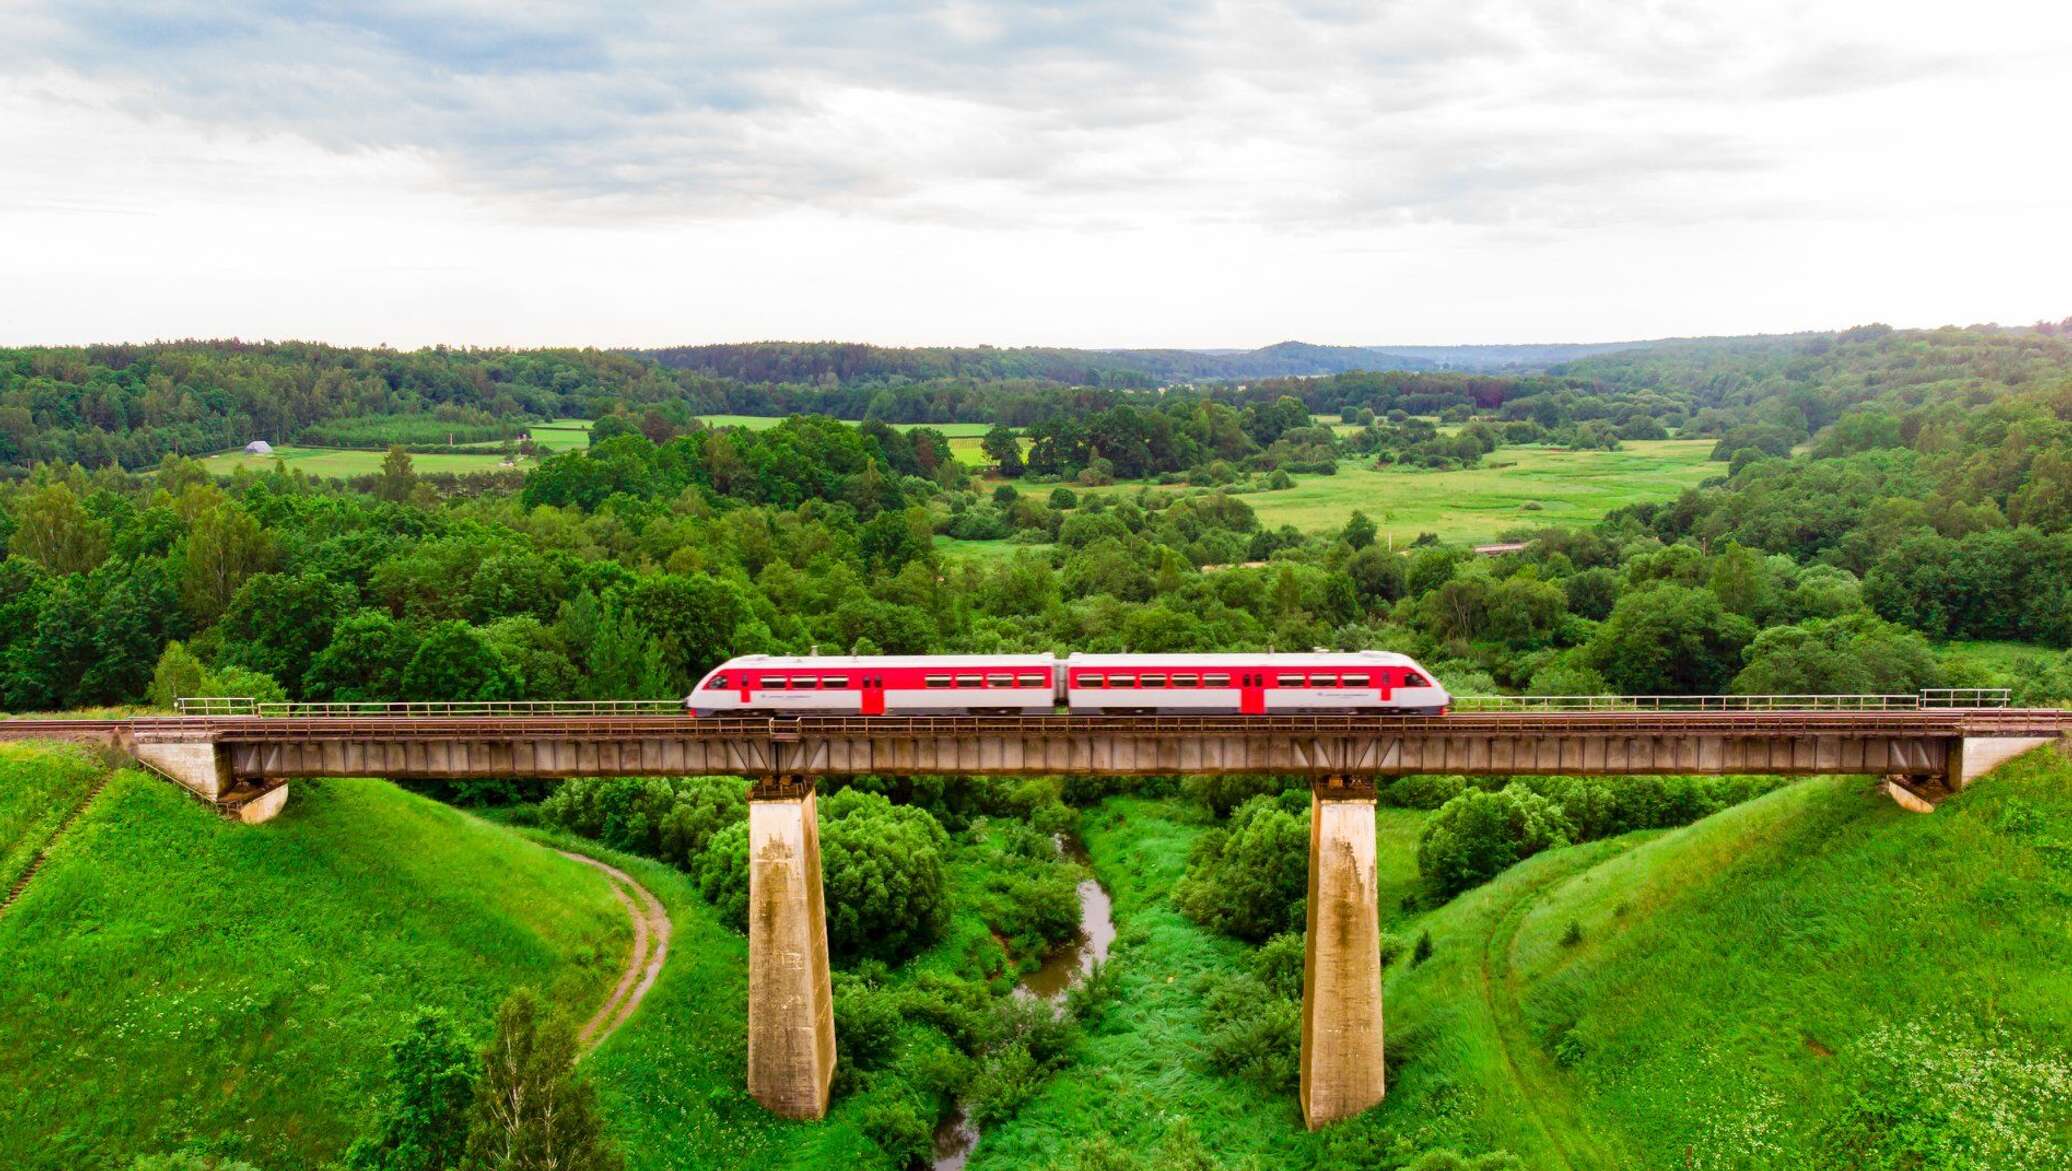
<box><xmin>1300</xmin><ymin>775</ymin><xmax>1386</xmax><ymax>1129</ymax></box>
<box><xmin>745</xmin><ymin>776</ymin><xmax>836</xmax><ymax>1120</ymax></box>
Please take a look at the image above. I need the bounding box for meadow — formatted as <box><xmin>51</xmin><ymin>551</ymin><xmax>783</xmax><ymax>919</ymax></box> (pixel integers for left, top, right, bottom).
<box><xmin>0</xmin><ymin>761</ymin><xmax>630</xmax><ymax>1170</ymax></box>
<box><xmin>198</xmin><ymin>444</ymin><xmax>529</xmax><ymax>478</ymax></box>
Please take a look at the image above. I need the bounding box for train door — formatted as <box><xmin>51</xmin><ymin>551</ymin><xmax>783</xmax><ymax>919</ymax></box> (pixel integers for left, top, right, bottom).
<box><xmin>1241</xmin><ymin>671</ymin><xmax>1266</xmax><ymax>715</ymax></box>
<box><xmin>861</xmin><ymin>675</ymin><xmax>885</xmax><ymax>716</ymax></box>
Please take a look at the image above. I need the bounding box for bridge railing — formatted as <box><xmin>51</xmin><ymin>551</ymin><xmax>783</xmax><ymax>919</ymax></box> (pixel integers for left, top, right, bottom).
<box><xmin>175</xmin><ymin>698</ymin><xmax>687</xmax><ymax>718</ymax></box>
<box><xmin>1451</xmin><ymin>689</ymin><xmax>2012</xmax><ymax>713</ymax></box>
<box><xmin>177</xmin><ymin>689</ymin><xmax>2015</xmax><ymax>718</ymax></box>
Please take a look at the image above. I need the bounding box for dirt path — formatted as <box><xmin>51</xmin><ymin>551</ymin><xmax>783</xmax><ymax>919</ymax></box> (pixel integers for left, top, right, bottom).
<box><xmin>556</xmin><ymin>850</ymin><xmax>672</xmax><ymax>1053</ymax></box>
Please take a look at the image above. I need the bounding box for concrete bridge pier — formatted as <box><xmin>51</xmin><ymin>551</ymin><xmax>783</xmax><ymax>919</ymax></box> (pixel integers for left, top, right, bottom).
<box><xmin>745</xmin><ymin>775</ymin><xmax>837</xmax><ymax>1119</ymax></box>
<box><xmin>1299</xmin><ymin>774</ymin><xmax>1386</xmax><ymax>1129</ymax></box>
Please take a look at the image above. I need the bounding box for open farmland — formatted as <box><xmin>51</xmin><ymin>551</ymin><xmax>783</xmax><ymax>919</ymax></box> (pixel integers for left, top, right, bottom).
<box><xmin>198</xmin><ymin>444</ymin><xmax>531</xmax><ymax>478</ymax></box>
<box><xmin>1244</xmin><ymin>440</ymin><xmax>1716</xmax><ymax>541</ymax></box>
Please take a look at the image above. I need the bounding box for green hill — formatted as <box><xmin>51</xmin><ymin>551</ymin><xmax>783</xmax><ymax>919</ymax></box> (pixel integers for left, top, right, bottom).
<box><xmin>0</xmin><ymin>749</ymin><xmax>632</xmax><ymax>1170</ymax></box>
<box><xmin>975</xmin><ymin>748</ymin><xmax>2072</xmax><ymax>1168</ymax></box>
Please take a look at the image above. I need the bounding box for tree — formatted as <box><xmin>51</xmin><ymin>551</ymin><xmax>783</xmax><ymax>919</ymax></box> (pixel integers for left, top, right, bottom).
<box><xmin>982</xmin><ymin>424</ymin><xmax>1024</xmax><ymax>478</ymax></box>
<box><xmin>181</xmin><ymin>503</ymin><xmax>273</xmax><ymax>624</ymax></box>
<box><xmin>304</xmin><ymin>609</ymin><xmax>419</xmax><ymax>701</ymax></box>
<box><xmin>1341</xmin><ymin>510</ymin><xmax>1377</xmax><ymax>550</ymax></box>
<box><xmin>9</xmin><ymin>482</ymin><xmax>110</xmax><ymax>574</ymax></box>
<box><xmin>1584</xmin><ymin>583</ymin><xmax>1754</xmax><ymax>694</ymax></box>
<box><xmin>346</xmin><ymin>1009</ymin><xmax>477</xmax><ymax>1171</ymax></box>
<box><xmin>215</xmin><ymin>572</ymin><xmax>355</xmax><ymax>693</ymax></box>
<box><xmin>377</xmin><ymin>446</ymin><xmax>419</xmax><ymax>503</ymax></box>
<box><xmin>402</xmin><ymin>621</ymin><xmax>519</xmax><ymax>702</ymax></box>
<box><xmin>460</xmin><ymin>989</ymin><xmax>621</xmax><ymax>1171</ymax></box>
<box><xmin>148</xmin><ymin>641</ymin><xmax>209</xmax><ymax>709</ymax></box>
<box><xmin>1731</xmin><ymin>613</ymin><xmax>1942</xmax><ymax>695</ymax></box>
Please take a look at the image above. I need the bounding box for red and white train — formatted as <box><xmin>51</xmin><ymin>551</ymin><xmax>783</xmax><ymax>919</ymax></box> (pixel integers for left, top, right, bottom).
<box><xmin>685</xmin><ymin>651</ymin><xmax>1450</xmax><ymax>717</ymax></box>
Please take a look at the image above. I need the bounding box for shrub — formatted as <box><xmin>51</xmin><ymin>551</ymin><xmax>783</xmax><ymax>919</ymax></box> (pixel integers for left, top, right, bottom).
<box><xmin>1172</xmin><ymin>793</ymin><xmax>1311</xmax><ymax>942</ymax></box>
<box><xmin>538</xmin><ymin>776</ymin><xmax>746</xmax><ymax>869</ymax></box>
<box><xmin>856</xmin><ymin>1090</ymin><xmax>931</xmax><ymax>1167</ymax></box>
<box><xmin>1412</xmin><ymin>930</ymin><xmax>1434</xmax><ymax>967</ymax></box>
<box><xmin>699</xmin><ymin>790</ymin><xmax>951</xmax><ymax>962</ymax></box>
<box><xmin>1200</xmin><ymin>971</ymin><xmax>1301</xmax><ymax>1091</ymax></box>
<box><xmin>1417</xmin><ymin>786</ymin><xmax>1572</xmax><ymax>900</ymax></box>
<box><xmin>1560</xmin><ymin>920</ymin><xmax>1584</xmax><ymax>947</ymax></box>
<box><xmin>1382</xmin><ymin>773</ymin><xmax>1468</xmax><ymax>810</ymax></box>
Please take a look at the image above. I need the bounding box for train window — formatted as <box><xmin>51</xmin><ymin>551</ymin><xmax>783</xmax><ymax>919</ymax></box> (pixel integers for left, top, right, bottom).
<box><xmin>822</xmin><ymin>677</ymin><xmax>847</xmax><ymax>688</ymax></box>
<box><xmin>1018</xmin><ymin>673</ymin><xmax>1047</xmax><ymax>687</ymax></box>
<box><xmin>1311</xmin><ymin>673</ymin><xmax>1338</xmax><ymax>687</ymax></box>
<box><xmin>987</xmin><ymin>674</ymin><xmax>1013</xmax><ymax>687</ymax></box>
<box><xmin>1173</xmin><ymin>673</ymin><xmax>1199</xmax><ymax>687</ymax></box>
<box><xmin>1205</xmin><ymin>673</ymin><xmax>1231</xmax><ymax>687</ymax></box>
<box><xmin>1276</xmin><ymin>674</ymin><xmax>1303</xmax><ymax>687</ymax></box>
<box><xmin>710</xmin><ymin>675</ymin><xmax>728</xmax><ymax>689</ymax></box>
<box><xmin>1141</xmin><ymin>674</ymin><xmax>1167</xmax><ymax>687</ymax></box>
<box><xmin>1111</xmin><ymin>675</ymin><xmax>1136</xmax><ymax>688</ymax></box>
<box><xmin>1080</xmin><ymin>675</ymin><xmax>1104</xmax><ymax>688</ymax></box>
<box><xmin>1342</xmin><ymin>674</ymin><xmax>1368</xmax><ymax>687</ymax></box>
<box><xmin>925</xmin><ymin>675</ymin><xmax>951</xmax><ymax>688</ymax></box>
<box><xmin>795</xmin><ymin>677</ymin><xmax>819</xmax><ymax>689</ymax></box>
<box><xmin>956</xmin><ymin>675</ymin><xmax>982</xmax><ymax>688</ymax></box>
<box><xmin>1404</xmin><ymin>673</ymin><xmax>1429</xmax><ymax>687</ymax></box>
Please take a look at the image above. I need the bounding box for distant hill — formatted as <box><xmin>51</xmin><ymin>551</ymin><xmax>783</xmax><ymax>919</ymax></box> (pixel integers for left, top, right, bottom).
<box><xmin>637</xmin><ymin>338</ymin><xmax>1677</xmax><ymax>385</ymax></box>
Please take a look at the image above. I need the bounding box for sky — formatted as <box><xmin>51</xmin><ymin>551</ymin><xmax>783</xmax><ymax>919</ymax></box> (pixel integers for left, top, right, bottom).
<box><xmin>2</xmin><ymin>0</ymin><xmax>2069</xmax><ymax>350</ymax></box>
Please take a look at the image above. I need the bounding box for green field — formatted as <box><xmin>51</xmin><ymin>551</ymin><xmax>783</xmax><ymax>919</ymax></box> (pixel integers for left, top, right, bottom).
<box><xmin>531</xmin><ymin>417</ymin><xmax>595</xmax><ymax>451</ymax></box>
<box><xmin>971</xmin><ymin>748</ymin><xmax>2072</xmax><ymax>1168</ymax></box>
<box><xmin>1242</xmin><ymin>441</ymin><xmax>1717</xmax><ymax>542</ymax></box>
<box><xmin>199</xmin><ymin>444</ymin><xmax>531</xmax><ymax>478</ymax></box>
<box><xmin>0</xmin><ymin>758</ymin><xmax>629</xmax><ymax>1169</ymax></box>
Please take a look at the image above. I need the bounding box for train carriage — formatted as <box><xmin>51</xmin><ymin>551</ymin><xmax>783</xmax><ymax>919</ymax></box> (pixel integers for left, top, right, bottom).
<box><xmin>1063</xmin><ymin>651</ymin><xmax>1448</xmax><ymax>715</ymax></box>
<box><xmin>687</xmin><ymin>654</ymin><xmax>1059</xmax><ymax>716</ymax></box>
<box><xmin>687</xmin><ymin>650</ymin><xmax>1450</xmax><ymax>717</ymax></box>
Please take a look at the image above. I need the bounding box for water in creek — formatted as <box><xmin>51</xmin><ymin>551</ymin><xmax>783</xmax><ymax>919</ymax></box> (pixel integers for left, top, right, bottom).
<box><xmin>932</xmin><ymin>836</ymin><xmax>1115</xmax><ymax>1171</ymax></box>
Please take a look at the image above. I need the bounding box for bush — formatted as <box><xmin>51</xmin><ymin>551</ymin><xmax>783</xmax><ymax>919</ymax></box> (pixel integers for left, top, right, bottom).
<box><xmin>1417</xmin><ymin>785</ymin><xmax>1572</xmax><ymax>900</ymax></box>
<box><xmin>1382</xmin><ymin>773</ymin><xmax>1468</xmax><ymax>810</ymax></box>
<box><xmin>1200</xmin><ymin>971</ymin><xmax>1301</xmax><ymax>1090</ymax></box>
<box><xmin>856</xmin><ymin>1090</ymin><xmax>931</xmax><ymax>1167</ymax></box>
<box><xmin>1412</xmin><ymin>930</ymin><xmax>1433</xmax><ymax>967</ymax></box>
<box><xmin>1172</xmin><ymin>793</ymin><xmax>1311</xmax><ymax>942</ymax></box>
<box><xmin>538</xmin><ymin>776</ymin><xmax>746</xmax><ymax>869</ymax></box>
<box><xmin>698</xmin><ymin>789</ymin><xmax>952</xmax><ymax>963</ymax></box>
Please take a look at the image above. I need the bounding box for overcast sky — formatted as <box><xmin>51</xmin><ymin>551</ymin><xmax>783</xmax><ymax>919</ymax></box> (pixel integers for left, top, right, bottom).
<box><xmin>3</xmin><ymin>1</ymin><xmax>2068</xmax><ymax>350</ymax></box>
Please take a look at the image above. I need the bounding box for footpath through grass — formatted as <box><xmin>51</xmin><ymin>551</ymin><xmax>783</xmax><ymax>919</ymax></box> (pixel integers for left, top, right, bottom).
<box><xmin>0</xmin><ymin>741</ymin><xmax>104</xmax><ymax>895</ymax></box>
<box><xmin>0</xmin><ymin>763</ymin><xmax>630</xmax><ymax>1170</ymax></box>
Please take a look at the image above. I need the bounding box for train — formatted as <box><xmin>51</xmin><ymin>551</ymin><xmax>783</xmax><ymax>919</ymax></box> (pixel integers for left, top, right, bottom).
<box><xmin>684</xmin><ymin>651</ymin><xmax>1451</xmax><ymax>717</ymax></box>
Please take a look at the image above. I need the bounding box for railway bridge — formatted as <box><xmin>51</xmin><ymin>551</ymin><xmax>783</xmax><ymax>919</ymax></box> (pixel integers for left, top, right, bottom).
<box><xmin>3</xmin><ymin>696</ymin><xmax>2066</xmax><ymax>1128</ymax></box>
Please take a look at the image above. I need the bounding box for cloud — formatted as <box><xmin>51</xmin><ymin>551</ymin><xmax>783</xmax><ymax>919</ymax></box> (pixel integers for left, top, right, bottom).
<box><xmin>6</xmin><ymin>0</ymin><xmax>2027</xmax><ymax>233</ymax></box>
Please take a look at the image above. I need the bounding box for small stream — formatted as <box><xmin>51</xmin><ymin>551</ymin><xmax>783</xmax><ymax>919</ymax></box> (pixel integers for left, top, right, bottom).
<box><xmin>932</xmin><ymin>836</ymin><xmax>1115</xmax><ymax>1171</ymax></box>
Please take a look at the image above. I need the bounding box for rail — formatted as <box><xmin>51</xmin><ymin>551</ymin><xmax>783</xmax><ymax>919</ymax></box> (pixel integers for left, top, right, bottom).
<box><xmin>176</xmin><ymin>689</ymin><xmax>2014</xmax><ymax>719</ymax></box>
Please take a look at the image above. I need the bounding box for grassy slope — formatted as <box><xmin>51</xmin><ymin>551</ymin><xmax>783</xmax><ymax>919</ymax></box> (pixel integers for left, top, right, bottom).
<box><xmin>1500</xmin><ymin>752</ymin><xmax>2072</xmax><ymax>1167</ymax></box>
<box><xmin>0</xmin><ymin>741</ymin><xmax>104</xmax><ymax>892</ymax></box>
<box><xmin>521</xmin><ymin>829</ymin><xmax>887</xmax><ymax>1171</ymax></box>
<box><xmin>0</xmin><ymin>763</ymin><xmax>630</xmax><ymax>1170</ymax></box>
<box><xmin>979</xmin><ymin>750</ymin><xmax>2072</xmax><ymax>1167</ymax></box>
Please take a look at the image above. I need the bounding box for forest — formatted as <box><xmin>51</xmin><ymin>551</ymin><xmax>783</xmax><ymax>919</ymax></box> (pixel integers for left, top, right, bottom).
<box><xmin>3</xmin><ymin>320</ymin><xmax>2072</xmax><ymax>1170</ymax></box>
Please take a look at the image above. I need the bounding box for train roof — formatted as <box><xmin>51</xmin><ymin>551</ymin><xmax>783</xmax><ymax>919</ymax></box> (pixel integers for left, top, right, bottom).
<box><xmin>1064</xmin><ymin>651</ymin><xmax>1420</xmax><ymax>667</ymax></box>
<box><xmin>714</xmin><ymin>654</ymin><xmax>1058</xmax><ymax>669</ymax></box>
